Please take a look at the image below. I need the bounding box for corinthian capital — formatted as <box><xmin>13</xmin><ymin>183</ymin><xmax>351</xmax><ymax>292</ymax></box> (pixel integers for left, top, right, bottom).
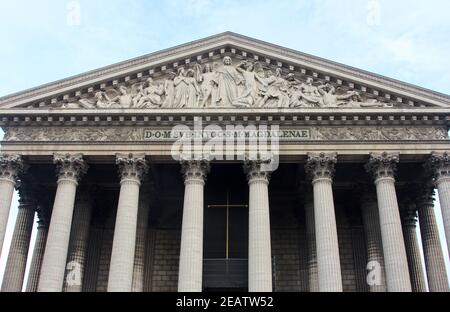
<box><xmin>181</xmin><ymin>159</ymin><xmax>210</xmax><ymax>183</ymax></box>
<box><xmin>426</xmin><ymin>152</ymin><xmax>450</xmax><ymax>182</ymax></box>
<box><xmin>305</xmin><ymin>152</ymin><xmax>337</xmax><ymax>182</ymax></box>
<box><xmin>17</xmin><ymin>177</ymin><xmax>38</xmax><ymax>207</ymax></box>
<box><xmin>243</xmin><ymin>156</ymin><xmax>272</xmax><ymax>183</ymax></box>
<box><xmin>54</xmin><ymin>153</ymin><xmax>88</xmax><ymax>182</ymax></box>
<box><xmin>365</xmin><ymin>152</ymin><xmax>399</xmax><ymax>181</ymax></box>
<box><xmin>116</xmin><ymin>153</ymin><xmax>148</xmax><ymax>183</ymax></box>
<box><xmin>411</xmin><ymin>178</ymin><xmax>435</xmax><ymax>206</ymax></box>
<box><xmin>401</xmin><ymin>205</ymin><xmax>418</xmax><ymax>227</ymax></box>
<box><xmin>0</xmin><ymin>154</ymin><xmax>26</xmax><ymax>184</ymax></box>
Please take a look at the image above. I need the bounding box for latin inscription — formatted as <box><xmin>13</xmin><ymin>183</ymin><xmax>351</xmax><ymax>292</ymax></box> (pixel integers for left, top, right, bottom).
<box><xmin>143</xmin><ymin>129</ymin><xmax>311</xmax><ymax>141</ymax></box>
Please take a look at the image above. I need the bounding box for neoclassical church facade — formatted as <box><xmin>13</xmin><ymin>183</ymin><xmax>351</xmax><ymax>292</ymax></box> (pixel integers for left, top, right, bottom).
<box><xmin>0</xmin><ymin>32</ymin><xmax>449</xmax><ymax>292</ymax></box>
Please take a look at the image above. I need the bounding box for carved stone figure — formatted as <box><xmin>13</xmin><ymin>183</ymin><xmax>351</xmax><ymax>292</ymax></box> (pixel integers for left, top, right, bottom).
<box><xmin>232</xmin><ymin>61</ymin><xmax>266</xmax><ymax>108</ymax></box>
<box><xmin>258</xmin><ymin>68</ymin><xmax>290</xmax><ymax>108</ymax></box>
<box><xmin>173</xmin><ymin>67</ymin><xmax>189</xmax><ymax>108</ymax></box>
<box><xmin>162</xmin><ymin>72</ymin><xmax>176</xmax><ymax>108</ymax></box>
<box><xmin>317</xmin><ymin>84</ymin><xmax>358</xmax><ymax>108</ymax></box>
<box><xmin>185</xmin><ymin>69</ymin><xmax>201</xmax><ymax>108</ymax></box>
<box><xmin>40</xmin><ymin>56</ymin><xmax>406</xmax><ymax>110</ymax></box>
<box><xmin>213</xmin><ymin>56</ymin><xmax>243</xmax><ymax>107</ymax></box>
<box><xmin>344</xmin><ymin>93</ymin><xmax>393</xmax><ymax>108</ymax></box>
<box><xmin>198</xmin><ymin>64</ymin><xmax>218</xmax><ymax>108</ymax></box>
<box><xmin>287</xmin><ymin>75</ymin><xmax>316</xmax><ymax>108</ymax></box>
<box><xmin>109</xmin><ymin>86</ymin><xmax>134</xmax><ymax>108</ymax></box>
<box><xmin>78</xmin><ymin>90</ymin><xmax>116</xmax><ymax>109</ymax></box>
<box><xmin>133</xmin><ymin>78</ymin><xmax>164</xmax><ymax>108</ymax></box>
<box><xmin>302</xmin><ymin>78</ymin><xmax>322</xmax><ymax>98</ymax></box>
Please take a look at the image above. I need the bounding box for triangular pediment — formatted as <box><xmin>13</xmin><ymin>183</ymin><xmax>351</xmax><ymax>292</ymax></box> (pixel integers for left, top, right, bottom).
<box><xmin>1</xmin><ymin>32</ymin><xmax>449</xmax><ymax>111</ymax></box>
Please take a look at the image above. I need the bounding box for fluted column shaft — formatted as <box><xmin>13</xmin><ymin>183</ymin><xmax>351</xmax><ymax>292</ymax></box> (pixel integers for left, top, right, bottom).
<box><xmin>63</xmin><ymin>188</ymin><xmax>93</xmax><ymax>292</ymax></box>
<box><xmin>401</xmin><ymin>210</ymin><xmax>426</xmax><ymax>292</ymax></box>
<box><xmin>436</xmin><ymin>177</ymin><xmax>450</xmax><ymax>256</ymax></box>
<box><xmin>107</xmin><ymin>153</ymin><xmax>148</xmax><ymax>292</ymax></box>
<box><xmin>304</xmin><ymin>191</ymin><xmax>319</xmax><ymax>292</ymax></box>
<box><xmin>38</xmin><ymin>154</ymin><xmax>87</xmax><ymax>292</ymax></box>
<box><xmin>428</xmin><ymin>152</ymin><xmax>450</xmax><ymax>258</ymax></box>
<box><xmin>360</xmin><ymin>192</ymin><xmax>387</xmax><ymax>292</ymax></box>
<box><xmin>132</xmin><ymin>184</ymin><xmax>151</xmax><ymax>292</ymax></box>
<box><xmin>417</xmin><ymin>189</ymin><xmax>449</xmax><ymax>292</ymax></box>
<box><xmin>25</xmin><ymin>213</ymin><xmax>48</xmax><ymax>292</ymax></box>
<box><xmin>306</xmin><ymin>153</ymin><xmax>342</xmax><ymax>292</ymax></box>
<box><xmin>245</xmin><ymin>159</ymin><xmax>272</xmax><ymax>292</ymax></box>
<box><xmin>0</xmin><ymin>154</ymin><xmax>24</xmax><ymax>255</ymax></box>
<box><xmin>178</xmin><ymin>160</ymin><xmax>209</xmax><ymax>292</ymax></box>
<box><xmin>366</xmin><ymin>152</ymin><xmax>411</xmax><ymax>292</ymax></box>
<box><xmin>1</xmin><ymin>191</ymin><xmax>36</xmax><ymax>292</ymax></box>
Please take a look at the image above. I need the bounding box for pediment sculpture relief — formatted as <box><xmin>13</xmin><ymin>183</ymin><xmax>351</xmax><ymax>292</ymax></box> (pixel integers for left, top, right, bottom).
<box><xmin>60</xmin><ymin>56</ymin><xmax>394</xmax><ymax>110</ymax></box>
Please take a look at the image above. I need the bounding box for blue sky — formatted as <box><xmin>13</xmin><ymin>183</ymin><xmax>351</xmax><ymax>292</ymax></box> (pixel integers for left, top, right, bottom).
<box><xmin>1</xmin><ymin>0</ymin><xmax>450</xmax><ymax>97</ymax></box>
<box><xmin>1</xmin><ymin>0</ymin><xmax>450</xmax><ymax>289</ymax></box>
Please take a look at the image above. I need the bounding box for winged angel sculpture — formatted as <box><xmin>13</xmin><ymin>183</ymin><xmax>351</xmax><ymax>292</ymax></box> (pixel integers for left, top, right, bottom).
<box><xmin>62</xmin><ymin>57</ymin><xmax>394</xmax><ymax>109</ymax></box>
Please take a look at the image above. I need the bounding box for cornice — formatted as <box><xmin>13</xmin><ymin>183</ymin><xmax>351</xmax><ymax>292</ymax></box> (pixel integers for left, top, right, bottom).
<box><xmin>0</xmin><ymin>108</ymin><xmax>449</xmax><ymax>128</ymax></box>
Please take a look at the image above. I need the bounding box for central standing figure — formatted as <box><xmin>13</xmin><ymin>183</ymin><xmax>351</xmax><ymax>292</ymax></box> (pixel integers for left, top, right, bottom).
<box><xmin>214</xmin><ymin>56</ymin><xmax>243</xmax><ymax>107</ymax></box>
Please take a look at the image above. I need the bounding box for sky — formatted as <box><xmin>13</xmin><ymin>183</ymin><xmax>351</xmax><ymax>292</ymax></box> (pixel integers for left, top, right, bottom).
<box><xmin>0</xmin><ymin>0</ymin><xmax>450</xmax><ymax>289</ymax></box>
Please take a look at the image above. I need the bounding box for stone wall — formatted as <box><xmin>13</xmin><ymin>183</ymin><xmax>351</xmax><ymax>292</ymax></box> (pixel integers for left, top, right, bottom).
<box><xmin>95</xmin><ymin>228</ymin><xmax>114</xmax><ymax>292</ymax></box>
<box><xmin>271</xmin><ymin>226</ymin><xmax>368</xmax><ymax>292</ymax></box>
<box><xmin>148</xmin><ymin>228</ymin><xmax>180</xmax><ymax>292</ymax></box>
<box><xmin>271</xmin><ymin>227</ymin><xmax>308</xmax><ymax>292</ymax></box>
<box><xmin>83</xmin><ymin>225</ymin><xmax>367</xmax><ymax>292</ymax></box>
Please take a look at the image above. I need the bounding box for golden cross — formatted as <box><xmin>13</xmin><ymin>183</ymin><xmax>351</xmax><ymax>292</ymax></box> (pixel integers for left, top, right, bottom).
<box><xmin>207</xmin><ymin>191</ymin><xmax>248</xmax><ymax>259</ymax></box>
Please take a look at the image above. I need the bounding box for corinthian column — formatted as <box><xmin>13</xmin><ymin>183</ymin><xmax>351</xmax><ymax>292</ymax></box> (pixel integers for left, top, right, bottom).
<box><xmin>107</xmin><ymin>153</ymin><xmax>148</xmax><ymax>292</ymax></box>
<box><xmin>360</xmin><ymin>188</ymin><xmax>387</xmax><ymax>292</ymax></box>
<box><xmin>365</xmin><ymin>152</ymin><xmax>411</xmax><ymax>292</ymax></box>
<box><xmin>132</xmin><ymin>181</ymin><xmax>151</xmax><ymax>292</ymax></box>
<box><xmin>400</xmin><ymin>202</ymin><xmax>426</xmax><ymax>292</ymax></box>
<box><xmin>177</xmin><ymin>159</ymin><xmax>209</xmax><ymax>292</ymax></box>
<box><xmin>305</xmin><ymin>152</ymin><xmax>342</xmax><ymax>292</ymax></box>
<box><xmin>416</xmin><ymin>184</ymin><xmax>449</xmax><ymax>292</ymax></box>
<box><xmin>63</xmin><ymin>185</ymin><xmax>94</xmax><ymax>292</ymax></box>
<box><xmin>427</xmin><ymin>152</ymin><xmax>450</xmax><ymax>258</ymax></box>
<box><xmin>303</xmin><ymin>190</ymin><xmax>319</xmax><ymax>292</ymax></box>
<box><xmin>26</xmin><ymin>208</ymin><xmax>49</xmax><ymax>292</ymax></box>
<box><xmin>244</xmin><ymin>158</ymin><xmax>273</xmax><ymax>292</ymax></box>
<box><xmin>0</xmin><ymin>154</ymin><xmax>25</xmax><ymax>255</ymax></box>
<box><xmin>38</xmin><ymin>154</ymin><xmax>87</xmax><ymax>292</ymax></box>
<box><xmin>1</xmin><ymin>181</ymin><xmax>36</xmax><ymax>292</ymax></box>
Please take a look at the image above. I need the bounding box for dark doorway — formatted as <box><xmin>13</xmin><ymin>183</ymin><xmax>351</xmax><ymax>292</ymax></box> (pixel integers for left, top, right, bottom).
<box><xmin>203</xmin><ymin>164</ymin><xmax>249</xmax><ymax>290</ymax></box>
<box><xmin>204</xmin><ymin>164</ymin><xmax>249</xmax><ymax>259</ymax></box>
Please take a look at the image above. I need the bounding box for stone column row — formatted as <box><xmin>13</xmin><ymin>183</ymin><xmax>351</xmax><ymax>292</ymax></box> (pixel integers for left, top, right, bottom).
<box><xmin>1</xmin><ymin>181</ymin><xmax>36</xmax><ymax>292</ymax></box>
<box><xmin>305</xmin><ymin>153</ymin><xmax>342</xmax><ymax>292</ymax></box>
<box><xmin>365</xmin><ymin>152</ymin><xmax>412</xmax><ymax>292</ymax></box>
<box><xmin>38</xmin><ymin>154</ymin><xmax>87</xmax><ymax>292</ymax></box>
<box><xmin>0</xmin><ymin>152</ymin><xmax>153</xmax><ymax>293</ymax></box>
<box><xmin>107</xmin><ymin>153</ymin><xmax>148</xmax><ymax>292</ymax></box>
<box><xmin>360</xmin><ymin>190</ymin><xmax>387</xmax><ymax>292</ymax></box>
<box><xmin>417</xmin><ymin>185</ymin><xmax>449</xmax><ymax>292</ymax></box>
<box><xmin>177</xmin><ymin>160</ymin><xmax>210</xmax><ymax>292</ymax></box>
<box><xmin>25</xmin><ymin>208</ymin><xmax>49</xmax><ymax>292</ymax></box>
<box><xmin>0</xmin><ymin>154</ymin><xmax>25</xmax><ymax>256</ymax></box>
<box><xmin>63</xmin><ymin>186</ymin><xmax>94</xmax><ymax>292</ymax></box>
<box><xmin>244</xmin><ymin>158</ymin><xmax>273</xmax><ymax>292</ymax></box>
<box><xmin>3</xmin><ymin>151</ymin><xmax>449</xmax><ymax>292</ymax></box>
<box><xmin>428</xmin><ymin>152</ymin><xmax>450</xmax><ymax>261</ymax></box>
<box><xmin>400</xmin><ymin>203</ymin><xmax>427</xmax><ymax>292</ymax></box>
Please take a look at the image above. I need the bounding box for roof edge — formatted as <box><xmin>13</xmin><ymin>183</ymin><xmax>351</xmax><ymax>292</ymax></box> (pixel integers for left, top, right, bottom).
<box><xmin>1</xmin><ymin>31</ymin><xmax>449</xmax><ymax>107</ymax></box>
